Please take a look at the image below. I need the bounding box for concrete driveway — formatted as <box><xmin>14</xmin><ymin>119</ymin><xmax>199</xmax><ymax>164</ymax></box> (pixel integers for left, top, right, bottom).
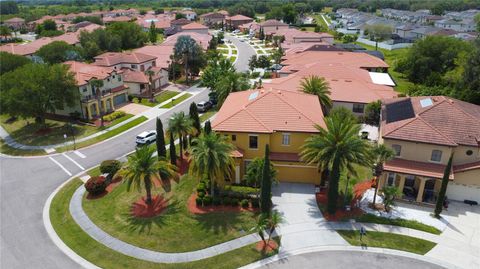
<box><xmin>272</xmin><ymin>183</ymin><xmax>348</xmax><ymax>252</ymax></box>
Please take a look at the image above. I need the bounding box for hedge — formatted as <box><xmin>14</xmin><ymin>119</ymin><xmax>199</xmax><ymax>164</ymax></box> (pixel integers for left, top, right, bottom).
<box><xmin>99</xmin><ymin>160</ymin><xmax>122</xmax><ymax>175</ymax></box>
<box><xmin>103</xmin><ymin>111</ymin><xmax>126</xmax><ymax>122</ymax></box>
<box><xmin>223</xmin><ymin>185</ymin><xmax>260</xmax><ymax>199</ymax></box>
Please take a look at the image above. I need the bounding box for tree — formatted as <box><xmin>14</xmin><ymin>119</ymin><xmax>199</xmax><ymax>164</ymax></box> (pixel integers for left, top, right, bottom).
<box><xmin>371</xmin><ymin>144</ymin><xmax>395</xmax><ymax>206</ymax></box>
<box><xmin>363</xmin><ymin>100</ymin><xmax>382</xmax><ymax>126</ymax></box>
<box><xmin>201</xmin><ymin>57</ymin><xmax>235</xmax><ymax>93</ymax></box>
<box><xmin>299</xmin><ymin>75</ymin><xmax>332</xmax><ymax>114</ymax></box>
<box><xmin>266</xmin><ymin>210</ymin><xmax>283</xmax><ymax>245</ymax></box>
<box><xmin>107</xmin><ymin>22</ymin><xmax>147</xmax><ymax>50</ymax></box>
<box><xmin>0</xmin><ymin>1</ymin><xmax>18</xmax><ymax>15</ymax></box>
<box><xmin>174</xmin><ymin>35</ymin><xmax>200</xmax><ymax>84</ymax></box>
<box><xmin>260</xmin><ymin>144</ymin><xmax>272</xmax><ymax>214</ymax></box>
<box><xmin>156</xmin><ymin>117</ymin><xmax>167</xmax><ymax>159</ymax></box>
<box><xmin>0</xmin><ymin>52</ymin><xmax>30</xmax><ymax>75</ymax></box>
<box><xmin>217</xmin><ymin>31</ymin><xmax>224</xmax><ymax>43</ymax></box>
<box><xmin>175</xmin><ymin>13</ymin><xmax>186</xmax><ymax>20</ymax></box>
<box><xmin>245</xmin><ymin>157</ymin><xmax>277</xmax><ymax>188</ymax></box>
<box><xmin>169</xmin><ymin>131</ymin><xmax>177</xmax><ymax>165</ymax></box>
<box><xmin>282</xmin><ymin>3</ymin><xmax>298</xmax><ymax>24</ymax></box>
<box><xmin>253</xmin><ymin>214</ymin><xmax>268</xmax><ymax>247</ymax></box>
<box><xmin>204</xmin><ymin>120</ymin><xmax>212</xmax><ymax>134</ymax></box>
<box><xmin>149</xmin><ymin>21</ymin><xmax>157</xmax><ymax>43</ymax></box>
<box><xmin>248</xmin><ymin>55</ymin><xmax>258</xmax><ymax>71</ymax></box>
<box><xmin>365</xmin><ymin>24</ymin><xmax>393</xmax><ymax>46</ymax></box>
<box><xmin>259</xmin><ymin>27</ymin><xmax>265</xmax><ymax>41</ymax></box>
<box><xmin>0</xmin><ymin>26</ymin><xmax>12</xmax><ymax>39</ymax></box>
<box><xmin>119</xmin><ymin>146</ymin><xmax>177</xmax><ymax>205</ymax></box>
<box><xmin>189</xmin><ymin>132</ymin><xmax>235</xmax><ymax>197</ymax></box>
<box><xmin>72</xmin><ymin>16</ymin><xmax>103</xmax><ymax>25</ymax></box>
<box><xmin>189</xmin><ymin>102</ymin><xmax>201</xmax><ymax>137</ymax></box>
<box><xmin>216</xmin><ymin>72</ymin><xmax>250</xmax><ymax>107</ymax></box>
<box><xmin>434</xmin><ymin>154</ymin><xmax>453</xmax><ymax>218</ymax></box>
<box><xmin>0</xmin><ymin>63</ymin><xmax>77</xmax><ymax>124</ymax></box>
<box><xmin>382</xmin><ymin>186</ymin><xmax>399</xmax><ymax>212</ymax></box>
<box><xmin>36</xmin><ymin>41</ymin><xmax>82</xmax><ymax>64</ymax></box>
<box><xmin>167</xmin><ymin>112</ymin><xmax>195</xmax><ymax>160</ymax></box>
<box><xmin>90</xmin><ymin>79</ymin><xmax>105</xmax><ymax>127</ymax></box>
<box><xmin>462</xmin><ymin>38</ymin><xmax>480</xmax><ymax>104</ymax></box>
<box><xmin>301</xmin><ymin>114</ymin><xmax>373</xmax><ymax>214</ymax></box>
<box><xmin>256</xmin><ymin>55</ymin><xmax>270</xmax><ymax>68</ymax></box>
<box><xmin>79</xmin><ymin>28</ymin><xmax>122</xmax><ymax>60</ymax></box>
<box><xmin>329</xmin><ymin>106</ymin><xmax>357</xmax><ymax>124</ymax></box>
<box><xmin>43</xmin><ymin>19</ymin><xmax>57</xmax><ymax>31</ymax></box>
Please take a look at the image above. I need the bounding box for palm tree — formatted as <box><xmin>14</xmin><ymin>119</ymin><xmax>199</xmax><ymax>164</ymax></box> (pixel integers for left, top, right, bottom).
<box><xmin>266</xmin><ymin>210</ymin><xmax>283</xmax><ymax>245</ymax></box>
<box><xmin>371</xmin><ymin>144</ymin><xmax>395</xmax><ymax>206</ymax></box>
<box><xmin>167</xmin><ymin>112</ymin><xmax>195</xmax><ymax>161</ymax></box>
<box><xmin>119</xmin><ymin>146</ymin><xmax>177</xmax><ymax>205</ymax></box>
<box><xmin>216</xmin><ymin>72</ymin><xmax>250</xmax><ymax>107</ymax></box>
<box><xmin>201</xmin><ymin>58</ymin><xmax>235</xmax><ymax>93</ymax></box>
<box><xmin>299</xmin><ymin>75</ymin><xmax>332</xmax><ymax>114</ymax></box>
<box><xmin>174</xmin><ymin>35</ymin><xmax>198</xmax><ymax>84</ymax></box>
<box><xmin>90</xmin><ymin>79</ymin><xmax>105</xmax><ymax>127</ymax></box>
<box><xmin>189</xmin><ymin>132</ymin><xmax>235</xmax><ymax>197</ymax></box>
<box><xmin>145</xmin><ymin>69</ymin><xmax>155</xmax><ymax>100</ymax></box>
<box><xmin>301</xmin><ymin>113</ymin><xmax>373</xmax><ymax>214</ymax></box>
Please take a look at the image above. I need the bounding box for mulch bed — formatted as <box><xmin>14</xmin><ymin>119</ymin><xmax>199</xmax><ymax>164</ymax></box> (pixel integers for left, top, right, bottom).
<box><xmin>131</xmin><ymin>195</ymin><xmax>168</xmax><ymax>218</ymax></box>
<box><xmin>86</xmin><ymin>176</ymin><xmax>123</xmax><ymax>200</ymax></box>
<box><xmin>316</xmin><ymin>186</ymin><xmax>365</xmax><ymax>222</ymax></box>
<box><xmin>187</xmin><ymin>193</ymin><xmax>259</xmax><ymax>214</ymax></box>
<box><xmin>176</xmin><ymin>154</ymin><xmax>190</xmax><ymax>175</ymax></box>
<box><xmin>255</xmin><ymin>240</ymin><xmax>278</xmax><ymax>254</ymax></box>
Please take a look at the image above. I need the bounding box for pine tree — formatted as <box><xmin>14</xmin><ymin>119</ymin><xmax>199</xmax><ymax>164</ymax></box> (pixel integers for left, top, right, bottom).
<box><xmin>149</xmin><ymin>21</ymin><xmax>157</xmax><ymax>43</ymax></box>
<box><xmin>260</xmin><ymin>144</ymin><xmax>272</xmax><ymax>215</ymax></box>
<box><xmin>156</xmin><ymin>117</ymin><xmax>167</xmax><ymax>158</ymax></box>
<box><xmin>169</xmin><ymin>131</ymin><xmax>177</xmax><ymax>165</ymax></box>
<box><xmin>204</xmin><ymin>120</ymin><xmax>212</xmax><ymax>134</ymax></box>
<box><xmin>189</xmin><ymin>102</ymin><xmax>201</xmax><ymax>136</ymax></box>
<box><xmin>435</xmin><ymin>154</ymin><xmax>453</xmax><ymax>218</ymax></box>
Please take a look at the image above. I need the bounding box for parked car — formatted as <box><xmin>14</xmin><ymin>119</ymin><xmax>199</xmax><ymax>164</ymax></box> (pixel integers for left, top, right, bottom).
<box><xmin>136</xmin><ymin>130</ymin><xmax>157</xmax><ymax>145</ymax></box>
<box><xmin>197</xmin><ymin>101</ymin><xmax>213</xmax><ymax>112</ymax></box>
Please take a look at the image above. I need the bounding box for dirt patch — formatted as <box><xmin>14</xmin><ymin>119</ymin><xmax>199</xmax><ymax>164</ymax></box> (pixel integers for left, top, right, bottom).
<box><xmin>316</xmin><ymin>191</ymin><xmax>364</xmax><ymax>221</ymax></box>
<box><xmin>255</xmin><ymin>240</ymin><xmax>278</xmax><ymax>254</ymax></box>
<box><xmin>176</xmin><ymin>154</ymin><xmax>190</xmax><ymax>175</ymax></box>
<box><xmin>131</xmin><ymin>195</ymin><xmax>168</xmax><ymax>218</ymax></box>
<box><xmin>187</xmin><ymin>193</ymin><xmax>259</xmax><ymax>214</ymax></box>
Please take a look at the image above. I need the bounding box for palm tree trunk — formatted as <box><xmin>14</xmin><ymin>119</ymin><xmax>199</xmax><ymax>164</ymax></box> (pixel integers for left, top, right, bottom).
<box><xmin>184</xmin><ymin>53</ymin><xmax>189</xmax><ymax>85</ymax></box>
<box><xmin>178</xmin><ymin>133</ymin><xmax>183</xmax><ymax>160</ymax></box>
<box><xmin>145</xmin><ymin>175</ymin><xmax>152</xmax><ymax>205</ymax></box>
<box><xmin>372</xmin><ymin>175</ymin><xmax>379</xmax><ymax>206</ymax></box>
<box><xmin>210</xmin><ymin>178</ymin><xmax>215</xmax><ymax>197</ymax></box>
<box><xmin>327</xmin><ymin>156</ymin><xmax>341</xmax><ymax>214</ymax></box>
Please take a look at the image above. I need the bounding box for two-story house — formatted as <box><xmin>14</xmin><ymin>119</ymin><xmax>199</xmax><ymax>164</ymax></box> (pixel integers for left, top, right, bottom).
<box><xmin>60</xmin><ymin>61</ymin><xmax>129</xmax><ymax>120</ymax></box>
<box><xmin>93</xmin><ymin>52</ymin><xmax>169</xmax><ymax>97</ymax></box>
<box><xmin>212</xmin><ymin>89</ymin><xmax>325</xmax><ymax>185</ymax></box>
<box><xmin>378</xmin><ymin>96</ymin><xmax>480</xmax><ymax>204</ymax></box>
<box><xmin>199</xmin><ymin>12</ymin><xmax>226</xmax><ymax>26</ymax></box>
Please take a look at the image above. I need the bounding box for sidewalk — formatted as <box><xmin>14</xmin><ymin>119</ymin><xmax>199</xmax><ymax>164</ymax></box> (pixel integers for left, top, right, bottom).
<box><xmin>0</xmin><ymin>85</ymin><xmax>206</xmax><ymax>152</ymax></box>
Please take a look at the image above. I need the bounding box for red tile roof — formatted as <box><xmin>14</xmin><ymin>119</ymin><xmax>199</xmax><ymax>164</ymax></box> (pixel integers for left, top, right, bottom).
<box><xmin>94</xmin><ymin>52</ymin><xmax>157</xmax><ymax>66</ymax></box>
<box><xmin>122</xmin><ymin>68</ymin><xmax>149</xmax><ymax>83</ymax></box>
<box><xmin>133</xmin><ymin>45</ymin><xmax>174</xmax><ymax>69</ymax></box>
<box><xmin>227</xmin><ymin>15</ymin><xmax>253</xmax><ymax>21</ymax></box>
<box><xmin>163</xmin><ymin>32</ymin><xmax>212</xmax><ymax>50</ymax></box>
<box><xmin>0</xmin><ymin>32</ymin><xmax>80</xmax><ymax>56</ymax></box>
<box><xmin>181</xmin><ymin>22</ymin><xmax>208</xmax><ymax>30</ymax></box>
<box><xmin>212</xmin><ymin>89</ymin><xmax>325</xmax><ymax>133</ymax></box>
<box><xmin>260</xmin><ymin>19</ymin><xmax>288</xmax><ymax>27</ymax></box>
<box><xmin>454</xmin><ymin>161</ymin><xmax>480</xmax><ymax>173</ymax></box>
<box><xmin>382</xmin><ymin>96</ymin><xmax>480</xmax><ymax>147</ymax></box>
<box><xmin>64</xmin><ymin>61</ymin><xmax>115</xmax><ymax>86</ymax></box>
<box><xmin>384</xmin><ymin>158</ymin><xmax>453</xmax><ymax>179</ymax></box>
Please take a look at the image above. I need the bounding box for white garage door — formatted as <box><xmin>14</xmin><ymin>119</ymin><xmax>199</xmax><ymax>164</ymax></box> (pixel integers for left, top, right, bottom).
<box><xmin>446</xmin><ymin>182</ymin><xmax>480</xmax><ymax>202</ymax></box>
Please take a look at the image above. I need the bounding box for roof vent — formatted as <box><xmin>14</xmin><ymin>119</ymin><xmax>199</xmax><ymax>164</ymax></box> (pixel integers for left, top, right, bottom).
<box><xmin>420</xmin><ymin>98</ymin><xmax>433</xmax><ymax>108</ymax></box>
<box><xmin>248</xmin><ymin>91</ymin><xmax>259</xmax><ymax>101</ymax></box>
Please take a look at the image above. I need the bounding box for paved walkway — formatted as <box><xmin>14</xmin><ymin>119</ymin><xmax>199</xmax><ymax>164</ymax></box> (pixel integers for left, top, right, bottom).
<box><xmin>0</xmin><ymin>85</ymin><xmax>205</xmax><ymax>152</ymax></box>
<box><xmin>66</xmin><ymin>182</ymin><xmax>455</xmax><ymax>266</ymax></box>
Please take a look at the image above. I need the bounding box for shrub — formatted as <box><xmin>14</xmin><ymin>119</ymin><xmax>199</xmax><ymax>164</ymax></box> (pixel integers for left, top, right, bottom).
<box><xmin>251</xmin><ymin>198</ymin><xmax>260</xmax><ymax>208</ymax></box>
<box><xmin>263</xmin><ymin>72</ymin><xmax>272</xmax><ymax>79</ymax></box>
<box><xmin>84</xmin><ymin>176</ymin><xmax>107</xmax><ymax>195</ymax></box>
<box><xmin>213</xmin><ymin>196</ymin><xmax>221</xmax><ymax>205</ymax></box>
<box><xmin>128</xmin><ymin>94</ymin><xmax>134</xmax><ymax>102</ymax></box>
<box><xmin>195</xmin><ymin>197</ymin><xmax>203</xmax><ymax>206</ymax></box>
<box><xmin>197</xmin><ymin>182</ymin><xmax>206</xmax><ymax>193</ymax></box>
<box><xmin>99</xmin><ymin>160</ymin><xmax>122</xmax><ymax>175</ymax></box>
<box><xmin>222</xmin><ymin>197</ymin><xmax>231</xmax><ymax>206</ymax></box>
<box><xmin>103</xmin><ymin>111</ymin><xmax>126</xmax><ymax>122</ymax></box>
<box><xmin>231</xmin><ymin>198</ymin><xmax>239</xmax><ymax>207</ymax></box>
<box><xmin>133</xmin><ymin>97</ymin><xmax>139</xmax><ymax>103</ymax></box>
<box><xmin>240</xmin><ymin>199</ymin><xmax>249</xmax><ymax>208</ymax></box>
<box><xmin>203</xmin><ymin>195</ymin><xmax>213</xmax><ymax>206</ymax></box>
<box><xmin>197</xmin><ymin>191</ymin><xmax>206</xmax><ymax>198</ymax></box>
<box><xmin>223</xmin><ymin>185</ymin><xmax>259</xmax><ymax>199</ymax></box>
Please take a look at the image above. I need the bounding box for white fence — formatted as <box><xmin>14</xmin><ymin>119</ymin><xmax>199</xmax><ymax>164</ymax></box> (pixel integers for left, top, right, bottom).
<box><xmin>356</xmin><ymin>37</ymin><xmax>413</xmax><ymax>50</ymax></box>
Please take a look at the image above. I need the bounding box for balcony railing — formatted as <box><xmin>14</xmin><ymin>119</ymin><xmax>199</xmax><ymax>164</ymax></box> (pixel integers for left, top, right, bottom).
<box><xmin>81</xmin><ymin>89</ymin><xmax>113</xmax><ymax>102</ymax></box>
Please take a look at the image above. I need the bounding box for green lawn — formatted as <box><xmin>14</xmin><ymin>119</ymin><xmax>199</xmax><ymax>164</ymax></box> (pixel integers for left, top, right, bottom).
<box><xmin>231</xmin><ymin>49</ymin><xmax>238</xmax><ymax>55</ymax></box>
<box><xmin>51</xmin><ymin>179</ymin><xmax>274</xmax><ymax>269</ymax></box>
<box><xmin>160</xmin><ymin>93</ymin><xmax>193</xmax><ymax>109</ymax></box>
<box><xmin>82</xmin><ymin>174</ymin><xmax>258</xmax><ymax>252</ymax></box>
<box><xmin>0</xmin><ymin>113</ymin><xmax>133</xmax><ymax>147</ymax></box>
<box><xmin>229</xmin><ymin>56</ymin><xmax>237</xmax><ymax>63</ymax></box>
<box><xmin>140</xmin><ymin>91</ymin><xmax>181</xmax><ymax>107</ymax></box>
<box><xmin>57</xmin><ymin>116</ymin><xmax>147</xmax><ymax>152</ymax></box>
<box><xmin>337</xmin><ymin>230</ymin><xmax>436</xmax><ymax>255</ymax></box>
<box><xmin>0</xmin><ymin>139</ymin><xmax>47</xmax><ymax>156</ymax></box>
<box><xmin>199</xmin><ymin>111</ymin><xmax>216</xmax><ymax>122</ymax></box>
<box><xmin>218</xmin><ymin>44</ymin><xmax>228</xmax><ymax>49</ymax></box>
<box><xmin>350</xmin><ymin>214</ymin><xmax>441</xmax><ymax>235</ymax></box>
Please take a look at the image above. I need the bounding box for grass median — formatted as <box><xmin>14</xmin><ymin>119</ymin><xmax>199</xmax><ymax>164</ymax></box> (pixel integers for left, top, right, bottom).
<box><xmin>350</xmin><ymin>214</ymin><xmax>441</xmax><ymax>235</ymax></box>
<box><xmin>56</xmin><ymin>116</ymin><xmax>148</xmax><ymax>152</ymax></box>
<box><xmin>337</xmin><ymin>230</ymin><xmax>436</xmax><ymax>255</ymax></box>
<box><xmin>140</xmin><ymin>91</ymin><xmax>181</xmax><ymax>107</ymax></box>
<box><xmin>49</xmin><ymin>178</ymin><xmax>273</xmax><ymax>268</ymax></box>
<box><xmin>160</xmin><ymin>93</ymin><xmax>192</xmax><ymax>109</ymax></box>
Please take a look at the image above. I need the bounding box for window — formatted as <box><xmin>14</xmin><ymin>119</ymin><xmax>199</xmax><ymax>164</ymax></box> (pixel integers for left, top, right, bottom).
<box><xmin>112</xmin><ymin>75</ymin><xmax>116</xmax><ymax>79</ymax></box>
<box><xmin>140</xmin><ymin>65</ymin><xmax>145</xmax><ymax>71</ymax></box>
<box><xmin>107</xmin><ymin>78</ymin><xmax>110</xmax><ymax>82</ymax></box>
<box><xmin>392</xmin><ymin>144</ymin><xmax>402</xmax><ymax>156</ymax></box>
<box><xmin>249</xmin><ymin>135</ymin><xmax>258</xmax><ymax>149</ymax></box>
<box><xmin>118</xmin><ymin>76</ymin><xmax>121</xmax><ymax>82</ymax></box>
<box><xmin>282</xmin><ymin>133</ymin><xmax>290</xmax><ymax>145</ymax></box>
<box><xmin>431</xmin><ymin>150</ymin><xmax>442</xmax><ymax>162</ymax></box>
<box><xmin>231</xmin><ymin>134</ymin><xmax>236</xmax><ymax>141</ymax></box>
<box><xmin>352</xmin><ymin>103</ymin><xmax>365</xmax><ymax>113</ymax></box>
<box><xmin>466</xmin><ymin>150</ymin><xmax>473</xmax><ymax>156</ymax></box>
<box><xmin>81</xmin><ymin>87</ymin><xmax>87</xmax><ymax>93</ymax></box>
<box><xmin>131</xmin><ymin>64</ymin><xmax>137</xmax><ymax>69</ymax></box>
<box><xmin>387</xmin><ymin>173</ymin><xmax>395</xmax><ymax>186</ymax></box>
<box><xmin>152</xmin><ymin>61</ymin><xmax>156</xmax><ymax>67</ymax></box>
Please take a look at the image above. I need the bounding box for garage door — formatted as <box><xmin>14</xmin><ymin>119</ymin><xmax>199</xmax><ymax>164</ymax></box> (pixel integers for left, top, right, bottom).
<box><xmin>274</xmin><ymin>163</ymin><xmax>320</xmax><ymax>184</ymax></box>
<box><xmin>113</xmin><ymin>94</ymin><xmax>127</xmax><ymax>106</ymax></box>
<box><xmin>446</xmin><ymin>182</ymin><xmax>480</xmax><ymax>202</ymax></box>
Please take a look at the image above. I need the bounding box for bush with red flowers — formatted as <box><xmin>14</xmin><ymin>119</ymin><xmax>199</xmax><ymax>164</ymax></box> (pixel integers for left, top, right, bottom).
<box><xmin>85</xmin><ymin>176</ymin><xmax>107</xmax><ymax>195</ymax></box>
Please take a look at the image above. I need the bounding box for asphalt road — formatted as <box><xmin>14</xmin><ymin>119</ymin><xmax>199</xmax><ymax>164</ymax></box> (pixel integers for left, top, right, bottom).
<box><xmin>0</xmin><ymin>87</ymin><xmax>209</xmax><ymax>269</ymax></box>
<box><xmin>225</xmin><ymin>34</ymin><xmax>256</xmax><ymax>72</ymax></box>
<box><xmin>257</xmin><ymin>250</ymin><xmax>446</xmax><ymax>269</ymax></box>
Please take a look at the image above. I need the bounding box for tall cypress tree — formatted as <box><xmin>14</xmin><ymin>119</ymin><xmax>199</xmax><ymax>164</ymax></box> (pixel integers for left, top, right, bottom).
<box><xmin>260</xmin><ymin>144</ymin><xmax>272</xmax><ymax>215</ymax></box>
<box><xmin>156</xmin><ymin>117</ymin><xmax>166</xmax><ymax>158</ymax></box>
<box><xmin>189</xmin><ymin>102</ymin><xmax>201</xmax><ymax>136</ymax></box>
<box><xmin>204</xmin><ymin>120</ymin><xmax>212</xmax><ymax>134</ymax></box>
<box><xmin>435</xmin><ymin>153</ymin><xmax>453</xmax><ymax>218</ymax></box>
<box><xmin>169</xmin><ymin>131</ymin><xmax>177</xmax><ymax>165</ymax></box>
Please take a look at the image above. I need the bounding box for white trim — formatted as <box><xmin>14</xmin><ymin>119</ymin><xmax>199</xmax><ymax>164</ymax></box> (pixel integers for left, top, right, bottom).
<box><xmin>272</xmin><ymin>163</ymin><xmax>317</xmax><ymax>169</ymax></box>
